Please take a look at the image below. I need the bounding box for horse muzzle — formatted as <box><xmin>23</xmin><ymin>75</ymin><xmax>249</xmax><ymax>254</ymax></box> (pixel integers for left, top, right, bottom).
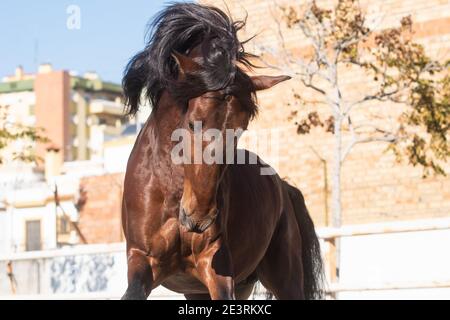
<box><xmin>179</xmin><ymin>207</ymin><xmax>218</xmax><ymax>233</ymax></box>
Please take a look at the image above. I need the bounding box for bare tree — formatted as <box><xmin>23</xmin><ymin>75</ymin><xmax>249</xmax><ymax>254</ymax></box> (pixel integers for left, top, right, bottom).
<box><xmin>255</xmin><ymin>0</ymin><xmax>449</xmax><ymax>279</ymax></box>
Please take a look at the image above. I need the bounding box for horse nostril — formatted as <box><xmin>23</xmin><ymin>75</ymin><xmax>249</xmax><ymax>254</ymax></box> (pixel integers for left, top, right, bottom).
<box><xmin>179</xmin><ymin>206</ymin><xmax>218</xmax><ymax>233</ymax></box>
<box><xmin>179</xmin><ymin>207</ymin><xmax>193</xmax><ymax>229</ymax></box>
<box><xmin>180</xmin><ymin>206</ymin><xmax>192</xmax><ymax>217</ymax></box>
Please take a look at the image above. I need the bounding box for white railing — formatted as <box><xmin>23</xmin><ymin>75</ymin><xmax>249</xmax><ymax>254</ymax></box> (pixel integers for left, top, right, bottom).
<box><xmin>319</xmin><ymin>217</ymin><xmax>450</xmax><ymax>298</ymax></box>
<box><xmin>328</xmin><ymin>280</ymin><xmax>450</xmax><ymax>293</ymax></box>
<box><xmin>0</xmin><ymin>242</ymin><xmax>125</xmax><ymax>261</ymax></box>
<box><xmin>317</xmin><ymin>217</ymin><xmax>450</xmax><ymax>239</ymax></box>
<box><xmin>1</xmin><ymin>218</ymin><xmax>450</xmax><ymax>299</ymax></box>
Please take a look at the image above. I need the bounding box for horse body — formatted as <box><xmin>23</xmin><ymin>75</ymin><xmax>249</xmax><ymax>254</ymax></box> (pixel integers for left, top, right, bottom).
<box><xmin>121</xmin><ymin>3</ymin><xmax>323</xmax><ymax>300</ymax></box>
<box><xmin>123</xmin><ymin>90</ymin><xmax>301</xmax><ymax>298</ymax></box>
<box><xmin>159</xmin><ymin>155</ymin><xmax>287</xmax><ymax>296</ymax></box>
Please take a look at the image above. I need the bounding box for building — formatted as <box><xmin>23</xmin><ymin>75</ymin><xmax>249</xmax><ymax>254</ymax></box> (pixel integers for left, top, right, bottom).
<box><xmin>0</xmin><ymin>64</ymin><xmax>129</xmax><ymax>163</ymax></box>
<box><xmin>0</xmin><ymin>61</ymin><xmax>151</xmax><ymax>256</ymax></box>
<box><xmin>0</xmin><ymin>159</ymin><xmax>83</xmax><ymax>254</ymax></box>
<box><xmin>0</xmin><ymin>64</ymin><xmax>138</xmax><ymax>255</ymax></box>
<box><xmin>0</xmin><ymin>152</ymin><xmax>128</xmax><ymax>255</ymax></box>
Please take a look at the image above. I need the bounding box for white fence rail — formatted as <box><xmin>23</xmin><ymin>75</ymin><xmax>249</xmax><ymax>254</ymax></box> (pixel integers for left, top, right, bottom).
<box><xmin>1</xmin><ymin>218</ymin><xmax>449</xmax><ymax>299</ymax></box>
<box><xmin>319</xmin><ymin>218</ymin><xmax>450</xmax><ymax>299</ymax></box>
<box><xmin>328</xmin><ymin>280</ymin><xmax>450</xmax><ymax>293</ymax></box>
<box><xmin>0</xmin><ymin>243</ymin><xmax>126</xmax><ymax>261</ymax></box>
<box><xmin>317</xmin><ymin>217</ymin><xmax>450</xmax><ymax>239</ymax></box>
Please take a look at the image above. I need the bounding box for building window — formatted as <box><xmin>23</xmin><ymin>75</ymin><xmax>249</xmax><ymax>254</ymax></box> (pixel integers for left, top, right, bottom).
<box><xmin>25</xmin><ymin>220</ymin><xmax>41</xmax><ymax>251</ymax></box>
<box><xmin>57</xmin><ymin>216</ymin><xmax>71</xmax><ymax>235</ymax></box>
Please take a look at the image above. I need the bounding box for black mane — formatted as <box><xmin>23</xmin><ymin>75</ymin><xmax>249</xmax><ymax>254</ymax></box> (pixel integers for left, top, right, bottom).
<box><xmin>123</xmin><ymin>2</ymin><xmax>257</xmax><ymax>116</ymax></box>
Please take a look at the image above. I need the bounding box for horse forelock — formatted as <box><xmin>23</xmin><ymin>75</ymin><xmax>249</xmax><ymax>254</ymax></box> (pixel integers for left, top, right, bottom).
<box><xmin>123</xmin><ymin>3</ymin><xmax>258</xmax><ymax>116</ymax></box>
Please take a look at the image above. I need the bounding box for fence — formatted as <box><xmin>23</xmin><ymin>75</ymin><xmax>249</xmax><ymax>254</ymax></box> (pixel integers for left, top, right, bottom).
<box><xmin>1</xmin><ymin>217</ymin><xmax>449</xmax><ymax>299</ymax></box>
<box><xmin>319</xmin><ymin>217</ymin><xmax>450</xmax><ymax>299</ymax></box>
<box><xmin>0</xmin><ymin>242</ymin><xmax>268</xmax><ymax>299</ymax></box>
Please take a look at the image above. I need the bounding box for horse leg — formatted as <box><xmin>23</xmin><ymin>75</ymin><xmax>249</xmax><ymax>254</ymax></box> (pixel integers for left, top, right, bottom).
<box><xmin>235</xmin><ymin>282</ymin><xmax>256</xmax><ymax>300</ymax></box>
<box><xmin>256</xmin><ymin>210</ymin><xmax>305</xmax><ymax>300</ymax></box>
<box><xmin>184</xmin><ymin>293</ymin><xmax>211</xmax><ymax>300</ymax></box>
<box><xmin>191</xmin><ymin>241</ymin><xmax>235</xmax><ymax>300</ymax></box>
<box><xmin>122</xmin><ymin>248</ymin><xmax>154</xmax><ymax>300</ymax></box>
<box><xmin>184</xmin><ymin>284</ymin><xmax>254</xmax><ymax>300</ymax></box>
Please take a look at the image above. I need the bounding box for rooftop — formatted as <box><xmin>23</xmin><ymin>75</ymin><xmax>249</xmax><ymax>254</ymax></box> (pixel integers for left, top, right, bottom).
<box><xmin>0</xmin><ymin>65</ymin><xmax>122</xmax><ymax>94</ymax></box>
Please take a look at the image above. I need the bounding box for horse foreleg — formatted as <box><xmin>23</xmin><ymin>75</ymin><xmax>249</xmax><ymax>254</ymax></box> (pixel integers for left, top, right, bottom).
<box><xmin>192</xmin><ymin>241</ymin><xmax>235</xmax><ymax>300</ymax></box>
<box><xmin>122</xmin><ymin>248</ymin><xmax>154</xmax><ymax>300</ymax></box>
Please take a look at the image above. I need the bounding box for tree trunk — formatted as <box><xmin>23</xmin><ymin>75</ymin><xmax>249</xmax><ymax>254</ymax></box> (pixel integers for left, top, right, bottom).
<box><xmin>332</xmin><ymin>115</ymin><xmax>343</xmax><ymax>283</ymax></box>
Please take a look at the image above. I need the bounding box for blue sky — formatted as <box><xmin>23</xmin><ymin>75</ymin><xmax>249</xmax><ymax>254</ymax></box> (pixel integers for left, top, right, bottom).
<box><xmin>0</xmin><ymin>1</ymin><xmax>187</xmax><ymax>83</ymax></box>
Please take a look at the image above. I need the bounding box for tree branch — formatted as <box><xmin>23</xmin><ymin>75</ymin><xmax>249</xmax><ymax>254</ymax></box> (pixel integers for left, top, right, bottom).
<box><xmin>341</xmin><ymin>115</ymin><xmax>398</xmax><ymax>163</ymax></box>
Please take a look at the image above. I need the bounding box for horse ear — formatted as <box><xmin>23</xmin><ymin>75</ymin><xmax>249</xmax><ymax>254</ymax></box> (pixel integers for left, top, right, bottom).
<box><xmin>251</xmin><ymin>75</ymin><xmax>291</xmax><ymax>91</ymax></box>
<box><xmin>172</xmin><ymin>51</ymin><xmax>200</xmax><ymax>75</ymax></box>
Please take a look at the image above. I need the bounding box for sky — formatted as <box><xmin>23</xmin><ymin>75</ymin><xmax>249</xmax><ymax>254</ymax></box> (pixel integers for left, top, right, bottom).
<box><xmin>0</xmin><ymin>0</ymin><xmax>188</xmax><ymax>83</ymax></box>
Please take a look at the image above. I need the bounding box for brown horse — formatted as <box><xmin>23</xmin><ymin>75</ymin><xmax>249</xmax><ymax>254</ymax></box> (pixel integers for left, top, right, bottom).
<box><xmin>121</xmin><ymin>3</ymin><xmax>323</xmax><ymax>300</ymax></box>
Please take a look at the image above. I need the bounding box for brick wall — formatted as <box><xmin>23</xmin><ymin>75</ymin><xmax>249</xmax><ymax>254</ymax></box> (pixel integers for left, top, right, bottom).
<box><xmin>77</xmin><ymin>173</ymin><xmax>125</xmax><ymax>243</ymax></box>
<box><xmin>200</xmin><ymin>0</ymin><xmax>450</xmax><ymax>226</ymax></box>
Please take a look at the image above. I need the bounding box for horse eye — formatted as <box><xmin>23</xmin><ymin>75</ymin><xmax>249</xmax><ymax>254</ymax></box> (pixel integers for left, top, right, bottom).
<box><xmin>188</xmin><ymin>121</ymin><xmax>195</xmax><ymax>131</ymax></box>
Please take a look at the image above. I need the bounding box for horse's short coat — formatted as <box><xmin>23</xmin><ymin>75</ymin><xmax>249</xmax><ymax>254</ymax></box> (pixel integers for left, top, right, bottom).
<box><xmin>121</xmin><ymin>3</ymin><xmax>323</xmax><ymax>300</ymax></box>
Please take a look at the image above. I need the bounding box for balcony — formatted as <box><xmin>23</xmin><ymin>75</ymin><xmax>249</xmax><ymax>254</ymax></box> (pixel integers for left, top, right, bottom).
<box><xmin>89</xmin><ymin>99</ymin><xmax>124</xmax><ymax>116</ymax></box>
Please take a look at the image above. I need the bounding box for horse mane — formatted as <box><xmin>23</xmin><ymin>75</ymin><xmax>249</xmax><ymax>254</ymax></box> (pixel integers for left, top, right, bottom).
<box><xmin>123</xmin><ymin>2</ymin><xmax>258</xmax><ymax>116</ymax></box>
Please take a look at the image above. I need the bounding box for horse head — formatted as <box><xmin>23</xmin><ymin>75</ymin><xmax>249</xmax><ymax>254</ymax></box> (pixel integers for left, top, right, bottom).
<box><xmin>172</xmin><ymin>50</ymin><xmax>290</xmax><ymax>233</ymax></box>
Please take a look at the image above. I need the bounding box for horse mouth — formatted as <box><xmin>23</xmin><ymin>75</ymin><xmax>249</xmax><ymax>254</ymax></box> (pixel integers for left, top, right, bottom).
<box><xmin>179</xmin><ymin>208</ymin><xmax>218</xmax><ymax>233</ymax></box>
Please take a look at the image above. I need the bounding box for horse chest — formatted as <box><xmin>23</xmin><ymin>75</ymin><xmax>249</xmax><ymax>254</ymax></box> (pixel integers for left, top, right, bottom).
<box><xmin>145</xmin><ymin>217</ymin><xmax>181</xmax><ymax>259</ymax></box>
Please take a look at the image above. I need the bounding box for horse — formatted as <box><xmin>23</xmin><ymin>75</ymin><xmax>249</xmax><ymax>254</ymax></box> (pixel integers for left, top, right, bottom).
<box><xmin>121</xmin><ymin>3</ymin><xmax>323</xmax><ymax>300</ymax></box>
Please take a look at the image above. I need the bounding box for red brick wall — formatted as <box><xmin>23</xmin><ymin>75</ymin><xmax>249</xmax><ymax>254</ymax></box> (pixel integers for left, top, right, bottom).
<box><xmin>77</xmin><ymin>173</ymin><xmax>125</xmax><ymax>244</ymax></box>
<box><xmin>200</xmin><ymin>0</ymin><xmax>450</xmax><ymax>226</ymax></box>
